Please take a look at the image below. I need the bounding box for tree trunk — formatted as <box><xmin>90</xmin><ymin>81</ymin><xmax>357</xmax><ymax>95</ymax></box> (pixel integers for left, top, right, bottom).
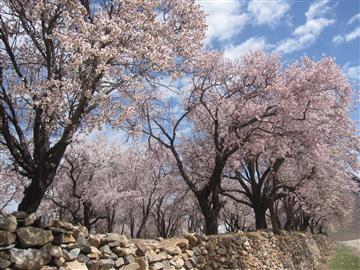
<box><xmin>300</xmin><ymin>216</ymin><xmax>310</xmax><ymax>232</ymax></box>
<box><xmin>254</xmin><ymin>205</ymin><xmax>268</xmax><ymax>229</ymax></box>
<box><xmin>197</xmin><ymin>190</ymin><xmax>220</xmax><ymax>235</ymax></box>
<box><xmin>269</xmin><ymin>200</ymin><xmax>281</xmax><ymax>235</ymax></box>
<box><xmin>18</xmin><ymin>178</ymin><xmax>48</xmax><ymax>213</ymax></box>
<box><xmin>204</xmin><ymin>212</ymin><xmax>219</xmax><ymax>235</ymax></box>
<box><xmin>83</xmin><ymin>202</ymin><xmax>91</xmax><ymax>231</ymax></box>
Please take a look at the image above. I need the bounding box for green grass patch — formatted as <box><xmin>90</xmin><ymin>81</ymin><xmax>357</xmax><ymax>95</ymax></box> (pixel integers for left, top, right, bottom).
<box><xmin>328</xmin><ymin>244</ymin><xmax>360</xmax><ymax>270</ymax></box>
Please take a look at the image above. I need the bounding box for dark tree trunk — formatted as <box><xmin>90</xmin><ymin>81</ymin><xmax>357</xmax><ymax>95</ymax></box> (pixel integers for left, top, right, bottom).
<box><xmin>254</xmin><ymin>205</ymin><xmax>268</xmax><ymax>229</ymax></box>
<box><xmin>300</xmin><ymin>216</ymin><xmax>310</xmax><ymax>232</ymax></box>
<box><xmin>269</xmin><ymin>200</ymin><xmax>281</xmax><ymax>235</ymax></box>
<box><xmin>204</xmin><ymin>213</ymin><xmax>218</xmax><ymax>235</ymax></box>
<box><xmin>107</xmin><ymin>208</ymin><xmax>115</xmax><ymax>233</ymax></box>
<box><xmin>83</xmin><ymin>202</ymin><xmax>91</xmax><ymax>231</ymax></box>
<box><xmin>197</xmin><ymin>187</ymin><xmax>221</xmax><ymax>235</ymax></box>
<box><xmin>18</xmin><ymin>170</ymin><xmax>56</xmax><ymax>213</ymax></box>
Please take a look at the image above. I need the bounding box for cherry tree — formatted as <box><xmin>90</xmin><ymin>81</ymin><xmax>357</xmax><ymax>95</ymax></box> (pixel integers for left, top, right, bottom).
<box><xmin>0</xmin><ymin>0</ymin><xmax>206</xmax><ymax>213</ymax></box>
<box><xmin>0</xmin><ymin>161</ymin><xmax>23</xmax><ymax>212</ymax></box>
<box><xmin>45</xmin><ymin>137</ymin><xmax>127</xmax><ymax>231</ymax></box>
<box><xmin>143</xmin><ymin>51</ymin><xmax>288</xmax><ymax>234</ymax></box>
<box><xmin>144</xmin><ymin>51</ymin><xmax>358</xmax><ymax>235</ymax></box>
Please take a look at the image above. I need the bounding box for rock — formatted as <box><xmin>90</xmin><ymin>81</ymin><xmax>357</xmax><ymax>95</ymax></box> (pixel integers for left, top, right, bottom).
<box><xmin>40</xmin><ymin>267</ymin><xmax>57</xmax><ymax>270</ymax></box>
<box><xmin>12</xmin><ymin>211</ymin><xmax>29</xmax><ymax>220</ymax></box>
<box><xmin>136</xmin><ymin>240</ymin><xmax>151</xmax><ymax>256</ymax></box>
<box><xmin>145</xmin><ymin>250</ymin><xmax>162</xmax><ymax>263</ymax></box>
<box><xmin>16</xmin><ymin>227</ymin><xmax>54</xmax><ymax>248</ymax></box>
<box><xmin>0</xmin><ymin>214</ymin><xmax>17</xmax><ymax>232</ymax></box>
<box><xmin>100</xmin><ymin>245</ymin><xmax>112</xmax><ymax>254</ymax></box>
<box><xmin>36</xmin><ymin>215</ymin><xmax>54</xmax><ymax>229</ymax></box>
<box><xmin>73</xmin><ymin>225</ymin><xmax>88</xmax><ymax>238</ymax></box>
<box><xmin>10</xmin><ymin>248</ymin><xmax>51</xmax><ymax>269</ymax></box>
<box><xmin>77</xmin><ymin>235</ymin><xmax>90</xmax><ymax>251</ymax></box>
<box><xmin>78</xmin><ymin>254</ymin><xmax>90</xmax><ymax>263</ymax></box>
<box><xmin>49</xmin><ymin>245</ymin><xmax>63</xmax><ymax>258</ymax></box>
<box><xmin>161</xmin><ymin>261</ymin><xmax>175</xmax><ymax>270</ymax></box>
<box><xmin>53</xmin><ymin>220</ymin><xmax>77</xmax><ymax>231</ymax></box>
<box><xmin>183</xmin><ymin>234</ymin><xmax>197</xmax><ymax>246</ymax></box>
<box><xmin>0</xmin><ymin>250</ymin><xmax>10</xmax><ymax>259</ymax></box>
<box><xmin>136</xmin><ymin>256</ymin><xmax>149</xmax><ymax>270</ymax></box>
<box><xmin>174</xmin><ymin>239</ymin><xmax>189</xmax><ymax>249</ymax></box>
<box><xmin>54</xmin><ymin>257</ymin><xmax>66</xmax><ymax>267</ymax></box>
<box><xmin>112</xmin><ymin>246</ymin><xmax>137</xmax><ymax>256</ymax></box>
<box><xmin>0</xmin><ymin>257</ymin><xmax>11</xmax><ymax>268</ymax></box>
<box><xmin>0</xmin><ymin>231</ymin><xmax>15</xmax><ymax>246</ymax></box>
<box><xmin>169</xmin><ymin>256</ymin><xmax>184</xmax><ymax>268</ymax></box>
<box><xmin>121</xmin><ymin>262</ymin><xmax>141</xmax><ymax>270</ymax></box>
<box><xmin>115</xmin><ymin>257</ymin><xmax>125</xmax><ymax>267</ymax></box>
<box><xmin>150</xmin><ymin>262</ymin><xmax>163</xmax><ymax>270</ymax></box>
<box><xmin>101</xmin><ymin>233</ymin><xmax>128</xmax><ymax>246</ymax></box>
<box><xmin>161</xmin><ymin>245</ymin><xmax>182</xmax><ymax>255</ymax></box>
<box><xmin>24</xmin><ymin>213</ymin><xmax>37</xmax><ymax>226</ymax></box>
<box><xmin>63</xmin><ymin>248</ymin><xmax>81</xmax><ymax>261</ymax></box>
<box><xmin>88</xmin><ymin>235</ymin><xmax>100</xmax><ymax>248</ymax></box>
<box><xmin>54</xmin><ymin>233</ymin><xmax>76</xmax><ymax>245</ymax></box>
<box><xmin>85</xmin><ymin>246</ymin><xmax>101</xmax><ymax>259</ymax></box>
<box><xmin>87</xmin><ymin>259</ymin><xmax>114</xmax><ymax>270</ymax></box>
<box><xmin>0</xmin><ymin>244</ymin><xmax>14</xmax><ymax>250</ymax></box>
<box><xmin>125</xmin><ymin>254</ymin><xmax>135</xmax><ymax>263</ymax></box>
<box><xmin>65</xmin><ymin>260</ymin><xmax>88</xmax><ymax>270</ymax></box>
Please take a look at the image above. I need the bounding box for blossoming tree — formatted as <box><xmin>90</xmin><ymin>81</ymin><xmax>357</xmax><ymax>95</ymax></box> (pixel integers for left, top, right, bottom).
<box><xmin>0</xmin><ymin>0</ymin><xmax>206</xmax><ymax>212</ymax></box>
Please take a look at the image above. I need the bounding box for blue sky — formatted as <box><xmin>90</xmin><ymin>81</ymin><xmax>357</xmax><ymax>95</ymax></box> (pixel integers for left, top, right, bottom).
<box><xmin>197</xmin><ymin>0</ymin><xmax>359</xmax><ymax>121</ymax></box>
<box><xmin>99</xmin><ymin>0</ymin><xmax>359</xmax><ymax>142</ymax></box>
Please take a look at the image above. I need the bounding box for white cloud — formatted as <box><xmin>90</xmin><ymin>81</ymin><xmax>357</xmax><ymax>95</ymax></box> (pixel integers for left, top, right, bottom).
<box><xmin>343</xmin><ymin>63</ymin><xmax>360</xmax><ymax>81</ymax></box>
<box><xmin>247</xmin><ymin>0</ymin><xmax>290</xmax><ymax>26</ymax></box>
<box><xmin>275</xmin><ymin>1</ymin><xmax>335</xmax><ymax>54</ymax></box>
<box><xmin>305</xmin><ymin>0</ymin><xmax>331</xmax><ymax>20</ymax></box>
<box><xmin>348</xmin><ymin>13</ymin><xmax>360</xmax><ymax>25</ymax></box>
<box><xmin>198</xmin><ymin>0</ymin><xmax>291</xmax><ymax>47</ymax></box>
<box><xmin>224</xmin><ymin>37</ymin><xmax>267</xmax><ymax>60</ymax></box>
<box><xmin>345</xmin><ymin>27</ymin><xmax>360</xmax><ymax>42</ymax></box>
<box><xmin>332</xmin><ymin>26</ymin><xmax>360</xmax><ymax>44</ymax></box>
<box><xmin>199</xmin><ymin>1</ymin><xmax>248</xmax><ymax>45</ymax></box>
<box><xmin>332</xmin><ymin>35</ymin><xmax>344</xmax><ymax>44</ymax></box>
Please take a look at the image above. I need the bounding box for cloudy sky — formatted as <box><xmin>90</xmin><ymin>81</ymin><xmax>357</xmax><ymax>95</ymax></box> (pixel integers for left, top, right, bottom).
<box><xmin>196</xmin><ymin>0</ymin><xmax>359</xmax><ymax>120</ymax></box>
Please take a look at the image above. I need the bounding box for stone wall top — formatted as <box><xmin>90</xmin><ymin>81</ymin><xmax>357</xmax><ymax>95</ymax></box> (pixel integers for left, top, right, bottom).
<box><xmin>0</xmin><ymin>212</ymin><xmax>331</xmax><ymax>270</ymax></box>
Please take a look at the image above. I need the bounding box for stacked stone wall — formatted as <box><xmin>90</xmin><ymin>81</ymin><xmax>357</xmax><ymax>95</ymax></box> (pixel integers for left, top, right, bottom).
<box><xmin>0</xmin><ymin>212</ymin><xmax>331</xmax><ymax>270</ymax></box>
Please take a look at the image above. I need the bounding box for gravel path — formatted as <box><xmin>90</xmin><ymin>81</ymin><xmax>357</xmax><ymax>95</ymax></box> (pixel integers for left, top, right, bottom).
<box><xmin>338</xmin><ymin>239</ymin><xmax>360</xmax><ymax>256</ymax></box>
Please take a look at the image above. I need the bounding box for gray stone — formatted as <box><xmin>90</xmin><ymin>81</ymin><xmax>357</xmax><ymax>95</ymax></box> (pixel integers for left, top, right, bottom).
<box><xmin>24</xmin><ymin>213</ymin><xmax>37</xmax><ymax>226</ymax></box>
<box><xmin>101</xmin><ymin>233</ymin><xmax>128</xmax><ymax>246</ymax></box>
<box><xmin>78</xmin><ymin>254</ymin><xmax>90</xmax><ymax>263</ymax></box>
<box><xmin>0</xmin><ymin>244</ymin><xmax>14</xmax><ymax>250</ymax></box>
<box><xmin>88</xmin><ymin>235</ymin><xmax>100</xmax><ymax>248</ymax></box>
<box><xmin>53</xmin><ymin>233</ymin><xmax>76</xmax><ymax>245</ymax></box>
<box><xmin>0</xmin><ymin>231</ymin><xmax>15</xmax><ymax>246</ymax></box>
<box><xmin>65</xmin><ymin>260</ymin><xmax>88</xmax><ymax>270</ymax></box>
<box><xmin>0</xmin><ymin>257</ymin><xmax>11</xmax><ymax>268</ymax></box>
<box><xmin>150</xmin><ymin>262</ymin><xmax>163</xmax><ymax>270</ymax></box>
<box><xmin>16</xmin><ymin>227</ymin><xmax>54</xmax><ymax>248</ymax></box>
<box><xmin>136</xmin><ymin>240</ymin><xmax>151</xmax><ymax>256</ymax></box>
<box><xmin>63</xmin><ymin>248</ymin><xmax>80</xmax><ymax>261</ymax></box>
<box><xmin>115</xmin><ymin>257</ymin><xmax>125</xmax><ymax>267</ymax></box>
<box><xmin>49</xmin><ymin>245</ymin><xmax>63</xmax><ymax>258</ymax></box>
<box><xmin>0</xmin><ymin>215</ymin><xmax>17</xmax><ymax>232</ymax></box>
<box><xmin>0</xmin><ymin>250</ymin><xmax>10</xmax><ymax>260</ymax></box>
<box><xmin>121</xmin><ymin>262</ymin><xmax>141</xmax><ymax>270</ymax></box>
<box><xmin>36</xmin><ymin>215</ymin><xmax>54</xmax><ymax>229</ymax></box>
<box><xmin>145</xmin><ymin>250</ymin><xmax>162</xmax><ymax>263</ymax></box>
<box><xmin>77</xmin><ymin>235</ymin><xmax>90</xmax><ymax>251</ymax></box>
<box><xmin>87</xmin><ymin>259</ymin><xmax>114</xmax><ymax>270</ymax></box>
<box><xmin>10</xmin><ymin>248</ymin><xmax>51</xmax><ymax>269</ymax></box>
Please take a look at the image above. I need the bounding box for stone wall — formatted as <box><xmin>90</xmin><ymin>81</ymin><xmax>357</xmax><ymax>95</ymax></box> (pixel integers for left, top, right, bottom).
<box><xmin>0</xmin><ymin>212</ymin><xmax>331</xmax><ymax>270</ymax></box>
